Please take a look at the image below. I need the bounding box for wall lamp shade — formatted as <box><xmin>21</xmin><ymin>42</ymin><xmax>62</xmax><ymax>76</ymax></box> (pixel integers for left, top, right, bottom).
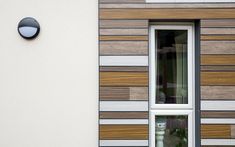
<box><xmin>18</xmin><ymin>17</ymin><xmax>40</xmax><ymax>39</ymax></box>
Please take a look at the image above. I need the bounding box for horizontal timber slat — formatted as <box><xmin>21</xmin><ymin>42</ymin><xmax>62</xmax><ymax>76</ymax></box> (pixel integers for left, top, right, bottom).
<box><xmin>201</xmin><ymin>86</ymin><xmax>235</xmax><ymax>100</ymax></box>
<box><xmin>100</xmin><ymin>87</ymin><xmax>129</xmax><ymax>100</ymax></box>
<box><xmin>100</xmin><ymin>112</ymin><xmax>149</xmax><ymax>119</ymax></box>
<box><xmin>100</xmin><ymin>72</ymin><xmax>148</xmax><ymax>86</ymax></box>
<box><xmin>100</xmin><ymin>20</ymin><xmax>148</xmax><ymax>28</ymax></box>
<box><xmin>100</xmin><ymin>66</ymin><xmax>148</xmax><ymax>72</ymax></box>
<box><xmin>201</xmin><ymin>55</ymin><xmax>235</xmax><ymax>66</ymax></box>
<box><xmin>201</xmin><ymin>72</ymin><xmax>235</xmax><ymax>86</ymax></box>
<box><xmin>201</xmin><ymin>125</ymin><xmax>231</xmax><ymax>139</ymax></box>
<box><xmin>201</xmin><ymin>41</ymin><xmax>235</xmax><ymax>54</ymax></box>
<box><xmin>201</xmin><ymin>19</ymin><xmax>235</xmax><ymax>28</ymax></box>
<box><xmin>201</xmin><ymin>35</ymin><xmax>235</xmax><ymax>41</ymax></box>
<box><xmin>100</xmin><ymin>124</ymin><xmax>148</xmax><ymax>140</ymax></box>
<box><xmin>201</xmin><ymin>111</ymin><xmax>235</xmax><ymax>118</ymax></box>
<box><xmin>100</xmin><ymin>9</ymin><xmax>235</xmax><ymax>19</ymax></box>
<box><xmin>100</xmin><ymin>35</ymin><xmax>148</xmax><ymax>41</ymax></box>
<box><xmin>201</xmin><ymin>66</ymin><xmax>235</xmax><ymax>71</ymax></box>
<box><xmin>201</xmin><ymin>28</ymin><xmax>235</xmax><ymax>35</ymax></box>
<box><xmin>100</xmin><ymin>29</ymin><xmax>148</xmax><ymax>35</ymax></box>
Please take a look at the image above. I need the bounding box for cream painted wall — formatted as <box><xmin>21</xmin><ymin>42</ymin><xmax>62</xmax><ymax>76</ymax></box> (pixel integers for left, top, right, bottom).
<box><xmin>0</xmin><ymin>0</ymin><xmax>98</xmax><ymax>147</ymax></box>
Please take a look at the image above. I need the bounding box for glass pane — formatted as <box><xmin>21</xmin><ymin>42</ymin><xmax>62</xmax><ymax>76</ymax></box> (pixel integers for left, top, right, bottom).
<box><xmin>155</xmin><ymin>30</ymin><xmax>188</xmax><ymax>104</ymax></box>
<box><xmin>155</xmin><ymin>115</ymin><xmax>188</xmax><ymax>147</ymax></box>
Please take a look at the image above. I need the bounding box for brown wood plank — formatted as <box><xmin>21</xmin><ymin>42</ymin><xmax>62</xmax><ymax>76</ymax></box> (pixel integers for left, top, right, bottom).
<box><xmin>100</xmin><ymin>20</ymin><xmax>148</xmax><ymax>28</ymax></box>
<box><xmin>100</xmin><ymin>29</ymin><xmax>148</xmax><ymax>35</ymax></box>
<box><xmin>100</xmin><ymin>87</ymin><xmax>130</xmax><ymax>100</ymax></box>
<box><xmin>130</xmin><ymin>87</ymin><xmax>148</xmax><ymax>100</ymax></box>
<box><xmin>100</xmin><ymin>41</ymin><xmax>148</xmax><ymax>55</ymax></box>
<box><xmin>201</xmin><ymin>35</ymin><xmax>235</xmax><ymax>41</ymax></box>
<box><xmin>100</xmin><ymin>9</ymin><xmax>235</xmax><ymax>19</ymax></box>
<box><xmin>100</xmin><ymin>124</ymin><xmax>148</xmax><ymax>140</ymax></box>
<box><xmin>201</xmin><ymin>41</ymin><xmax>235</xmax><ymax>54</ymax></box>
<box><xmin>201</xmin><ymin>55</ymin><xmax>235</xmax><ymax>66</ymax></box>
<box><xmin>100</xmin><ymin>72</ymin><xmax>148</xmax><ymax>86</ymax></box>
<box><xmin>100</xmin><ymin>66</ymin><xmax>148</xmax><ymax>72</ymax></box>
<box><xmin>100</xmin><ymin>35</ymin><xmax>148</xmax><ymax>41</ymax></box>
<box><xmin>201</xmin><ymin>72</ymin><xmax>235</xmax><ymax>86</ymax></box>
<box><xmin>100</xmin><ymin>112</ymin><xmax>148</xmax><ymax>119</ymax></box>
<box><xmin>201</xmin><ymin>19</ymin><xmax>235</xmax><ymax>28</ymax></box>
<box><xmin>201</xmin><ymin>66</ymin><xmax>235</xmax><ymax>71</ymax></box>
<box><xmin>201</xmin><ymin>28</ymin><xmax>235</xmax><ymax>35</ymax></box>
<box><xmin>99</xmin><ymin>0</ymin><xmax>145</xmax><ymax>3</ymax></box>
<box><xmin>201</xmin><ymin>111</ymin><xmax>235</xmax><ymax>118</ymax></box>
<box><xmin>231</xmin><ymin>125</ymin><xmax>235</xmax><ymax>139</ymax></box>
<box><xmin>201</xmin><ymin>86</ymin><xmax>235</xmax><ymax>100</ymax></box>
<box><xmin>201</xmin><ymin>125</ymin><xmax>231</xmax><ymax>139</ymax></box>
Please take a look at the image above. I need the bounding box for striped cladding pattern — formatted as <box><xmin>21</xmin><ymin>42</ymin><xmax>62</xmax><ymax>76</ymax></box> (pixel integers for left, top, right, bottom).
<box><xmin>99</xmin><ymin>0</ymin><xmax>235</xmax><ymax>146</ymax></box>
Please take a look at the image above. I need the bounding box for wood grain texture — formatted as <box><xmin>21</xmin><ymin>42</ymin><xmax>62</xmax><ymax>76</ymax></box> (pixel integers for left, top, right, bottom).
<box><xmin>201</xmin><ymin>111</ymin><xmax>235</xmax><ymax>118</ymax></box>
<box><xmin>100</xmin><ymin>124</ymin><xmax>148</xmax><ymax>140</ymax></box>
<box><xmin>201</xmin><ymin>35</ymin><xmax>235</xmax><ymax>41</ymax></box>
<box><xmin>201</xmin><ymin>55</ymin><xmax>235</xmax><ymax>66</ymax></box>
<box><xmin>100</xmin><ymin>20</ymin><xmax>148</xmax><ymax>28</ymax></box>
<box><xmin>201</xmin><ymin>28</ymin><xmax>235</xmax><ymax>35</ymax></box>
<box><xmin>100</xmin><ymin>87</ymin><xmax>129</xmax><ymax>100</ymax></box>
<box><xmin>100</xmin><ymin>72</ymin><xmax>148</xmax><ymax>86</ymax></box>
<box><xmin>201</xmin><ymin>41</ymin><xmax>235</xmax><ymax>54</ymax></box>
<box><xmin>100</xmin><ymin>29</ymin><xmax>148</xmax><ymax>35</ymax></box>
<box><xmin>100</xmin><ymin>9</ymin><xmax>235</xmax><ymax>19</ymax></box>
<box><xmin>201</xmin><ymin>19</ymin><xmax>235</xmax><ymax>28</ymax></box>
<box><xmin>201</xmin><ymin>72</ymin><xmax>235</xmax><ymax>86</ymax></box>
<box><xmin>201</xmin><ymin>86</ymin><xmax>235</xmax><ymax>100</ymax></box>
<box><xmin>100</xmin><ymin>66</ymin><xmax>148</xmax><ymax>72</ymax></box>
<box><xmin>100</xmin><ymin>41</ymin><xmax>148</xmax><ymax>55</ymax></box>
<box><xmin>100</xmin><ymin>35</ymin><xmax>148</xmax><ymax>41</ymax></box>
<box><xmin>99</xmin><ymin>0</ymin><xmax>145</xmax><ymax>3</ymax></box>
<box><xmin>201</xmin><ymin>66</ymin><xmax>235</xmax><ymax>71</ymax></box>
<box><xmin>100</xmin><ymin>112</ymin><xmax>148</xmax><ymax>119</ymax></box>
<box><xmin>130</xmin><ymin>87</ymin><xmax>148</xmax><ymax>100</ymax></box>
<box><xmin>231</xmin><ymin>125</ymin><xmax>235</xmax><ymax>139</ymax></box>
<box><xmin>201</xmin><ymin>125</ymin><xmax>231</xmax><ymax>139</ymax></box>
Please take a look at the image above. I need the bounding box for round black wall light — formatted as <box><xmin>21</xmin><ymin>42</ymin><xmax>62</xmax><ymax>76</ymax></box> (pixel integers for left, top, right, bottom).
<box><xmin>18</xmin><ymin>17</ymin><xmax>40</xmax><ymax>39</ymax></box>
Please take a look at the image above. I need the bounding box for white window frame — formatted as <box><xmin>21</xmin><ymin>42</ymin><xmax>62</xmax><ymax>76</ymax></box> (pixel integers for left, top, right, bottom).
<box><xmin>149</xmin><ymin>23</ymin><xmax>195</xmax><ymax>147</ymax></box>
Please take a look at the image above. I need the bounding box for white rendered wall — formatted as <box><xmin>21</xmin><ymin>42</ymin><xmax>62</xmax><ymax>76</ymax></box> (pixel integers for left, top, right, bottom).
<box><xmin>0</xmin><ymin>0</ymin><xmax>98</xmax><ymax>147</ymax></box>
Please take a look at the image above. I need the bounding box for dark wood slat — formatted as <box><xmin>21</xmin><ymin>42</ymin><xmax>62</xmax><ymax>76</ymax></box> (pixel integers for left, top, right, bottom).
<box><xmin>201</xmin><ymin>41</ymin><xmax>235</xmax><ymax>54</ymax></box>
<box><xmin>201</xmin><ymin>55</ymin><xmax>235</xmax><ymax>66</ymax></box>
<box><xmin>100</xmin><ymin>72</ymin><xmax>148</xmax><ymax>87</ymax></box>
<box><xmin>100</xmin><ymin>9</ymin><xmax>235</xmax><ymax>19</ymax></box>
<box><xmin>201</xmin><ymin>111</ymin><xmax>235</xmax><ymax>118</ymax></box>
<box><xmin>100</xmin><ymin>124</ymin><xmax>148</xmax><ymax>140</ymax></box>
<box><xmin>100</xmin><ymin>112</ymin><xmax>148</xmax><ymax>119</ymax></box>
<box><xmin>201</xmin><ymin>35</ymin><xmax>235</xmax><ymax>41</ymax></box>
<box><xmin>100</xmin><ymin>41</ymin><xmax>148</xmax><ymax>55</ymax></box>
<box><xmin>201</xmin><ymin>86</ymin><xmax>235</xmax><ymax>100</ymax></box>
<box><xmin>201</xmin><ymin>19</ymin><xmax>235</xmax><ymax>28</ymax></box>
<box><xmin>201</xmin><ymin>28</ymin><xmax>235</xmax><ymax>35</ymax></box>
<box><xmin>100</xmin><ymin>35</ymin><xmax>148</xmax><ymax>41</ymax></box>
<box><xmin>100</xmin><ymin>29</ymin><xmax>148</xmax><ymax>35</ymax></box>
<box><xmin>201</xmin><ymin>125</ymin><xmax>231</xmax><ymax>139</ymax></box>
<box><xmin>100</xmin><ymin>66</ymin><xmax>148</xmax><ymax>72</ymax></box>
<box><xmin>100</xmin><ymin>87</ymin><xmax>130</xmax><ymax>100</ymax></box>
<box><xmin>201</xmin><ymin>72</ymin><xmax>235</xmax><ymax>86</ymax></box>
<box><xmin>100</xmin><ymin>20</ymin><xmax>148</xmax><ymax>28</ymax></box>
<box><xmin>201</xmin><ymin>66</ymin><xmax>235</xmax><ymax>71</ymax></box>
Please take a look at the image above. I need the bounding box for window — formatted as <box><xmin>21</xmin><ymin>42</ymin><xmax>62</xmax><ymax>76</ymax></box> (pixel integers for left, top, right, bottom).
<box><xmin>150</xmin><ymin>24</ymin><xmax>195</xmax><ymax>147</ymax></box>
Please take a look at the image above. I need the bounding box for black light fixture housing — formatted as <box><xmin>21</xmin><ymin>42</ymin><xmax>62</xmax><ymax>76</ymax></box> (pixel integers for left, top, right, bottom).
<box><xmin>18</xmin><ymin>17</ymin><xmax>40</xmax><ymax>39</ymax></box>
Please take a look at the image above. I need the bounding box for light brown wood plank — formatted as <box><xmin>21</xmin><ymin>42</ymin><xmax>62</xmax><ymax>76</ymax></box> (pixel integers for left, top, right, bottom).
<box><xmin>100</xmin><ymin>41</ymin><xmax>148</xmax><ymax>55</ymax></box>
<box><xmin>100</xmin><ymin>125</ymin><xmax>148</xmax><ymax>140</ymax></box>
<box><xmin>99</xmin><ymin>0</ymin><xmax>145</xmax><ymax>3</ymax></box>
<box><xmin>201</xmin><ymin>86</ymin><xmax>235</xmax><ymax>100</ymax></box>
<box><xmin>100</xmin><ymin>66</ymin><xmax>148</xmax><ymax>72</ymax></box>
<box><xmin>100</xmin><ymin>29</ymin><xmax>148</xmax><ymax>35</ymax></box>
<box><xmin>201</xmin><ymin>72</ymin><xmax>235</xmax><ymax>86</ymax></box>
<box><xmin>201</xmin><ymin>55</ymin><xmax>235</xmax><ymax>66</ymax></box>
<box><xmin>100</xmin><ymin>20</ymin><xmax>148</xmax><ymax>28</ymax></box>
<box><xmin>201</xmin><ymin>19</ymin><xmax>235</xmax><ymax>28</ymax></box>
<box><xmin>201</xmin><ymin>125</ymin><xmax>231</xmax><ymax>139</ymax></box>
<box><xmin>202</xmin><ymin>28</ymin><xmax>235</xmax><ymax>35</ymax></box>
<box><xmin>100</xmin><ymin>87</ymin><xmax>129</xmax><ymax>100</ymax></box>
<box><xmin>130</xmin><ymin>87</ymin><xmax>148</xmax><ymax>100</ymax></box>
<box><xmin>231</xmin><ymin>125</ymin><xmax>235</xmax><ymax>139</ymax></box>
<box><xmin>100</xmin><ymin>72</ymin><xmax>148</xmax><ymax>86</ymax></box>
<box><xmin>201</xmin><ymin>111</ymin><xmax>235</xmax><ymax>118</ymax></box>
<box><xmin>100</xmin><ymin>9</ymin><xmax>235</xmax><ymax>19</ymax></box>
<box><xmin>201</xmin><ymin>41</ymin><xmax>235</xmax><ymax>54</ymax></box>
<box><xmin>201</xmin><ymin>35</ymin><xmax>235</xmax><ymax>41</ymax></box>
<box><xmin>100</xmin><ymin>112</ymin><xmax>148</xmax><ymax>119</ymax></box>
<box><xmin>100</xmin><ymin>35</ymin><xmax>148</xmax><ymax>41</ymax></box>
<box><xmin>201</xmin><ymin>66</ymin><xmax>235</xmax><ymax>71</ymax></box>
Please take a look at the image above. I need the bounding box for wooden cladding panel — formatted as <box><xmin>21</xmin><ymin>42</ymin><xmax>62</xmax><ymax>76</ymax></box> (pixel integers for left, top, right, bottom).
<box><xmin>201</xmin><ymin>125</ymin><xmax>231</xmax><ymax>139</ymax></box>
<box><xmin>201</xmin><ymin>86</ymin><xmax>235</xmax><ymax>100</ymax></box>
<box><xmin>100</xmin><ymin>112</ymin><xmax>148</xmax><ymax>119</ymax></box>
<box><xmin>100</xmin><ymin>125</ymin><xmax>148</xmax><ymax>140</ymax></box>
<box><xmin>201</xmin><ymin>72</ymin><xmax>235</xmax><ymax>86</ymax></box>
<box><xmin>201</xmin><ymin>111</ymin><xmax>235</xmax><ymax>118</ymax></box>
<box><xmin>201</xmin><ymin>28</ymin><xmax>235</xmax><ymax>35</ymax></box>
<box><xmin>100</xmin><ymin>35</ymin><xmax>148</xmax><ymax>41</ymax></box>
<box><xmin>100</xmin><ymin>29</ymin><xmax>148</xmax><ymax>35</ymax></box>
<box><xmin>201</xmin><ymin>35</ymin><xmax>235</xmax><ymax>41</ymax></box>
<box><xmin>100</xmin><ymin>20</ymin><xmax>148</xmax><ymax>28</ymax></box>
<box><xmin>201</xmin><ymin>41</ymin><xmax>235</xmax><ymax>54</ymax></box>
<box><xmin>201</xmin><ymin>66</ymin><xmax>235</xmax><ymax>71</ymax></box>
<box><xmin>100</xmin><ymin>66</ymin><xmax>148</xmax><ymax>72</ymax></box>
<box><xmin>201</xmin><ymin>19</ymin><xmax>235</xmax><ymax>28</ymax></box>
<box><xmin>100</xmin><ymin>72</ymin><xmax>148</xmax><ymax>86</ymax></box>
<box><xmin>201</xmin><ymin>55</ymin><xmax>235</xmax><ymax>66</ymax></box>
<box><xmin>100</xmin><ymin>9</ymin><xmax>235</xmax><ymax>19</ymax></box>
<box><xmin>100</xmin><ymin>41</ymin><xmax>148</xmax><ymax>55</ymax></box>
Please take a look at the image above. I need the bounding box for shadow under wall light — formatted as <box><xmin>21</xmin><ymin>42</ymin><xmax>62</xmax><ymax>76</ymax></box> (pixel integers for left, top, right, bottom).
<box><xmin>18</xmin><ymin>17</ymin><xmax>40</xmax><ymax>39</ymax></box>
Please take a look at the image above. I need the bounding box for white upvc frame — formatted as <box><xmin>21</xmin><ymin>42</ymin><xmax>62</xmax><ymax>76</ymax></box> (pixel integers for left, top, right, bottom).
<box><xmin>149</xmin><ymin>23</ymin><xmax>195</xmax><ymax>147</ymax></box>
